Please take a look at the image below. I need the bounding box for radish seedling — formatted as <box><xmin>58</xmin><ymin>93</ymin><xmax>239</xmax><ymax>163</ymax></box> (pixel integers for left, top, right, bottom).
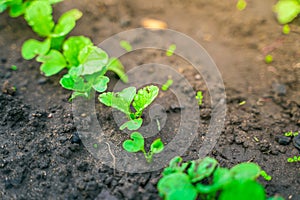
<box><xmin>158</xmin><ymin>156</ymin><xmax>282</xmax><ymax>200</ymax></box>
<box><xmin>99</xmin><ymin>85</ymin><xmax>159</xmax><ymax>130</ymax></box>
<box><xmin>195</xmin><ymin>91</ymin><xmax>203</xmax><ymax>105</ymax></box>
<box><xmin>236</xmin><ymin>0</ymin><xmax>247</xmax><ymax>11</ymax></box>
<box><xmin>287</xmin><ymin>156</ymin><xmax>300</xmax><ymax>163</ymax></box>
<box><xmin>123</xmin><ymin>132</ymin><xmax>164</xmax><ymax>163</ymax></box>
<box><xmin>120</xmin><ymin>40</ymin><xmax>132</xmax><ymax>52</ymax></box>
<box><xmin>265</xmin><ymin>55</ymin><xmax>273</xmax><ymax>64</ymax></box>
<box><xmin>166</xmin><ymin>44</ymin><xmax>176</xmax><ymax>56</ymax></box>
<box><xmin>282</xmin><ymin>24</ymin><xmax>291</xmax><ymax>34</ymax></box>
<box><xmin>161</xmin><ymin>79</ymin><xmax>173</xmax><ymax>91</ymax></box>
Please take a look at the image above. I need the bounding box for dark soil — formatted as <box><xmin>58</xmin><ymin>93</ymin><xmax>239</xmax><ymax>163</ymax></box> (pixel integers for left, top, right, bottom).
<box><xmin>1</xmin><ymin>0</ymin><xmax>300</xmax><ymax>199</ymax></box>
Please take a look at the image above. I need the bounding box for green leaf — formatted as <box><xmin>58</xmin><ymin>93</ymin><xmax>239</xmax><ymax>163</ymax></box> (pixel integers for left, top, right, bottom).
<box><xmin>150</xmin><ymin>138</ymin><xmax>164</xmax><ymax>154</ymax></box>
<box><xmin>120</xmin><ymin>118</ymin><xmax>143</xmax><ymax>130</ymax></box>
<box><xmin>230</xmin><ymin>163</ymin><xmax>261</xmax><ymax>180</ymax></box>
<box><xmin>273</xmin><ymin>0</ymin><xmax>300</xmax><ymax>24</ymax></box>
<box><xmin>60</xmin><ymin>74</ymin><xmax>75</xmax><ymax>90</ymax></box>
<box><xmin>157</xmin><ymin>173</ymin><xmax>197</xmax><ymax>200</ymax></box>
<box><xmin>196</xmin><ymin>167</ymin><xmax>231</xmax><ymax>194</ymax></box>
<box><xmin>120</xmin><ymin>40</ymin><xmax>132</xmax><ymax>52</ymax></box>
<box><xmin>107</xmin><ymin>57</ymin><xmax>128</xmax><ymax>83</ymax></box>
<box><xmin>50</xmin><ymin>36</ymin><xmax>65</xmax><ymax>51</ymax></box>
<box><xmin>24</xmin><ymin>1</ymin><xmax>54</xmax><ymax>37</ymax></box>
<box><xmin>92</xmin><ymin>76</ymin><xmax>109</xmax><ymax>93</ymax></box>
<box><xmin>8</xmin><ymin>0</ymin><xmax>27</xmax><ymax>17</ymax></box>
<box><xmin>48</xmin><ymin>0</ymin><xmax>63</xmax><ymax>4</ymax></box>
<box><xmin>133</xmin><ymin>85</ymin><xmax>159</xmax><ymax>117</ymax></box>
<box><xmin>52</xmin><ymin>9</ymin><xmax>82</xmax><ymax>37</ymax></box>
<box><xmin>98</xmin><ymin>87</ymin><xmax>136</xmax><ymax>116</ymax></box>
<box><xmin>187</xmin><ymin>157</ymin><xmax>218</xmax><ymax>183</ymax></box>
<box><xmin>22</xmin><ymin>38</ymin><xmax>51</xmax><ymax>60</ymax></box>
<box><xmin>63</xmin><ymin>36</ymin><xmax>92</xmax><ymax>67</ymax></box>
<box><xmin>70</xmin><ymin>91</ymin><xmax>89</xmax><ymax>101</ymax></box>
<box><xmin>37</xmin><ymin>50</ymin><xmax>67</xmax><ymax>76</ymax></box>
<box><xmin>123</xmin><ymin>132</ymin><xmax>144</xmax><ymax>153</ymax></box>
<box><xmin>162</xmin><ymin>157</ymin><xmax>190</xmax><ymax>176</ymax></box>
<box><xmin>219</xmin><ymin>180</ymin><xmax>265</xmax><ymax>200</ymax></box>
<box><xmin>78</xmin><ymin>46</ymin><xmax>109</xmax><ymax>75</ymax></box>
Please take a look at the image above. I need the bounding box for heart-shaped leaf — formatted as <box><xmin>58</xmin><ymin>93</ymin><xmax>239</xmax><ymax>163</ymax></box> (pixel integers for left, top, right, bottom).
<box><xmin>150</xmin><ymin>138</ymin><xmax>164</xmax><ymax>154</ymax></box>
<box><xmin>187</xmin><ymin>157</ymin><xmax>218</xmax><ymax>183</ymax></box>
<box><xmin>120</xmin><ymin>118</ymin><xmax>143</xmax><ymax>131</ymax></box>
<box><xmin>22</xmin><ymin>38</ymin><xmax>51</xmax><ymax>60</ymax></box>
<box><xmin>123</xmin><ymin>132</ymin><xmax>144</xmax><ymax>153</ymax></box>
<box><xmin>157</xmin><ymin>173</ymin><xmax>197</xmax><ymax>200</ymax></box>
<box><xmin>92</xmin><ymin>76</ymin><xmax>109</xmax><ymax>93</ymax></box>
<box><xmin>230</xmin><ymin>163</ymin><xmax>261</xmax><ymax>180</ymax></box>
<box><xmin>37</xmin><ymin>50</ymin><xmax>67</xmax><ymax>76</ymax></box>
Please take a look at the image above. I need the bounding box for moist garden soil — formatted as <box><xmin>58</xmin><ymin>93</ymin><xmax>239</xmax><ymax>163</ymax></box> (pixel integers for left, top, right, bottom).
<box><xmin>0</xmin><ymin>0</ymin><xmax>300</xmax><ymax>199</ymax></box>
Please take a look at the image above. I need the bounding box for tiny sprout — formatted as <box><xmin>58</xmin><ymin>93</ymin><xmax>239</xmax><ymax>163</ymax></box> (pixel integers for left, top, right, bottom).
<box><xmin>11</xmin><ymin>65</ymin><xmax>17</xmax><ymax>71</ymax></box>
<box><xmin>166</xmin><ymin>44</ymin><xmax>176</xmax><ymax>56</ymax></box>
<box><xmin>236</xmin><ymin>0</ymin><xmax>247</xmax><ymax>11</ymax></box>
<box><xmin>195</xmin><ymin>91</ymin><xmax>203</xmax><ymax>105</ymax></box>
<box><xmin>260</xmin><ymin>170</ymin><xmax>272</xmax><ymax>181</ymax></box>
<box><xmin>93</xmin><ymin>143</ymin><xmax>98</xmax><ymax>149</ymax></box>
<box><xmin>161</xmin><ymin>79</ymin><xmax>173</xmax><ymax>91</ymax></box>
<box><xmin>287</xmin><ymin>156</ymin><xmax>300</xmax><ymax>163</ymax></box>
<box><xmin>123</xmin><ymin>132</ymin><xmax>164</xmax><ymax>163</ymax></box>
<box><xmin>239</xmin><ymin>100</ymin><xmax>246</xmax><ymax>106</ymax></box>
<box><xmin>282</xmin><ymin>24</ymin><xmax>290</xmax><ymax>35</ymax></box>
<box><xmin>265</xmin><ymin>55</ymin><xmax>273</xmax><ymax>64</ymax></box>
<box><xmin>284</xmin><ymin>131</ymin><xmax>299</xmax><ymax>137</ymax></box>
<box><xmin>120</xmin><ymin>40</ymin><xmax>132</xmax><ymax>52</ymax></box>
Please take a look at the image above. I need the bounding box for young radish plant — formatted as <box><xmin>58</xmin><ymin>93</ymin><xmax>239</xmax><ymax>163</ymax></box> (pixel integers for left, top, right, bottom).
<box><xmin>123</xmin><ymin>132</ymin><xmax>164</xmax><ymax>163</ymax></box>
<box><xmin>158</xmin><ymin>156</ymin><xmax>283</xmax><ymax>200</ymax></box>
<box><xmin>99</xmin><ymin>85</ymin><xmax>159</xmax><ymax>130</ymax></box>
<box><xmin>2</xmin><ymin>0</ymin><xmax>128</xmax><ymax>100</ymax></box>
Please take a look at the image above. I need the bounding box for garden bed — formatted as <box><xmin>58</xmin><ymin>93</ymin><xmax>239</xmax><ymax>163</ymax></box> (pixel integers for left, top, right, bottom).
<box><xmin>0</xmin><ymin>0</ymin><xmax>299</xmax><ymax>199</ymax></box>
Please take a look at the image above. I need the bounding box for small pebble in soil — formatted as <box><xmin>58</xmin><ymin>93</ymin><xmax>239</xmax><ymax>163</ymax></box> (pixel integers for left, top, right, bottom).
<box><xmin>275</xmin><ymin>135</ymin><xmax>291</xmax><ymax>146</ymax></box>
<box><xmin>71</xmin><ymin>131</ymin><xmax>81</xmax><ymax>144</ymax></box>
<box><xmin>272</xmin><ymin>83</ymin><xmax>287</xmax><ymax>96</ymax></box>
<box><xmin>37</xmin><ymin>77</ymin><xmax>47</xmax><ymax>85</ymax></box>
<box><xmin>293</xmin><ymin>135</ymin><xmax>300</xmax><ymax>150</ymax></box>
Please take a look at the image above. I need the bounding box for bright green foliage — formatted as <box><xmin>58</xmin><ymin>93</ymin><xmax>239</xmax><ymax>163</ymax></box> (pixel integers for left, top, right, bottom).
<box><xmin>166</xmin><ymin>44</ymin><xmax>176</xmax><ymax>56</ymax></box>
<box><xmin>287</xmin><ymin>155</ymin><xmax>300</xmax><ymax>162</ymax></box>
<box><xmin>99</xmin><ymin>85</ymin><xmax>159</xmax><ymax>130</ymax></box>
<box><xmin>123</xmin><ymin>132</ymin><xmax>164</xmax><ymax>163</ymax></box>
<box><xmin>60</xmin><ymin>46</ymin><xmax>111</xmax><ymax>99</ymax></box>
<box><xmin>195</xmin><ymin>91</ymin><xmax>203</xmax><ymax>105</ymax></box>
<box><xmin>284</xmin><ymin>131</ymin><xmax>299</xmax><ymax>137</ymax></box>
<box><xmin>158</xmin><ymin>173</ymin><xmax>197</xmax><ymax>200</ymax></box>
<box><xmin>158</xmin><ymin>157</ymin><xmax>282</xmax><ymax>200</ymax></box>
<box><xmin>120</xmin><ymin>118</ymin><xmax>143</xmax><ymax>131</ymax></box>
<box><xmin>22</xmin><ymin>38</ymin><xmax>51</xmax><ymax>60</ymax></box>
<box><xmin>236</xmin><ymin>0</ymin><xmax>247</xmax><ymax>11</ymax></box>
<box><xmin>11</xmin><ymin>65</ymin><xmax>17</xmax><ymax>71</ymax></box>
<box><xmin>52</xmin><ymin>9</ymin><xmax>82</xmax><ymax>37</ymax></box>
<box><xmin>282</xmin><ymin>24</ymin><xmax>291</xmax><ymax>34</ymax></box>
<box><xmin>37</xmin><ymin>50</ymin><xmax>67</xmax><ymax>76</ymax></box>
<box><xmin>107</xmin><ymin>58</ymin><xmax>128</xmax><ymax>83</ymax></box>
<box><xmin>265</xmin><ymin>55</ymin><xmax>273</xmax><ymax>64</ymax></box>
<box><xmin>120</xmin><ymin>40</ymin><xmax>132</xmax><ymax>52</ymax></box>
<box><xmin>63</xmin><ymin>36</ymin><xmax>93</xmax><ymax>67</ymax></box>
<box><xmin>260</xmin><ymin>170</ymin><xmax>272</xmax><ymax>181</ymax></box>
<box><xmin>161</xmin><ymin>79</ymin><xmax>173</xmax><ymax>91</ymax></box>
<box><xmin>24</xmin><ymin>1</ymin><xmax>55</xmax><ymax>37</ymax></box>
<box><xmin>132</xmin><ymin>85</ymin><xmax>159</xmax><ymax>118</ymax></box>
<box><xmin>273</xmin><ymin>0</ymin><xmax>300</xmax><ymax>24</ymax></box>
